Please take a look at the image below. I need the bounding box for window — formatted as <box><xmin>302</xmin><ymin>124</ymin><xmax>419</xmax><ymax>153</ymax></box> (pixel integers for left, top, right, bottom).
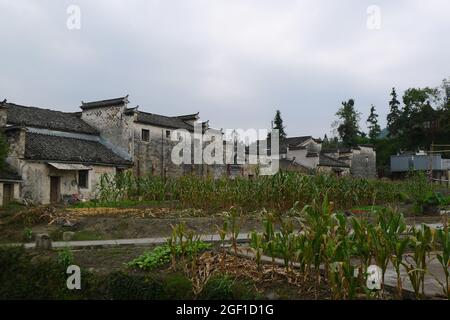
<box><xmin>78</xmin><ymin>170</ymin><xmax>89</xmax><ymax>189</ymax></box>
<box><xmin>166</xmin><ymin>130</ymin><xmax>171</xmax><ymax>138</ymax></box>
<box><xmin>142</xmin><ymin>129</ymin><xmax>150</xmax><ymax>142</ymax></box>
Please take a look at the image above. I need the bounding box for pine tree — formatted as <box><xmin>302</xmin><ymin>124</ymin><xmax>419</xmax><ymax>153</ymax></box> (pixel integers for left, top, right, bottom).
<box><xmin>273</xmin><ymin>110</ymin><xmax>287</xmax><ymax>139</ymax></box>
<box><xmin>335</xmin><ymin>99</ymin><xmax>361</xmax><ymax>147</ymax></box>
<box><xmin>386</xmin><ymin>87</ymin><xmax>401</xmax><ymax>137</ymax></box>
<box><xmin>367</xmin><ymin>104</ymin><xmax>381</xmax><ymax>143</ymax></box>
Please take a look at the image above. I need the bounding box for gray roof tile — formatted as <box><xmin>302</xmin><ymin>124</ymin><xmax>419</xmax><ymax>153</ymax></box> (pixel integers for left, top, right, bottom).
<box><xmin>25</xmin><ymin>132</ymin><xmax>132</xmax><ymax>166</ymax></box>
<box><xmin>6</xmin><ymin>103</ymin><xmax>98</xmax><ymax>135</ymax></box>
<box><xmin>80</xmin><ymin>96</ymin><xmax>129</xmax><ymax>110</ymax></box>
<box><xmin>319</xmin><ymin>153</ymin><xmax>349</xmax><ymax>168</ymax></box>
<box><xmin>135</xmin><ymin>111</ymin><xmax>195</xmax><ymax>131</ymax></box>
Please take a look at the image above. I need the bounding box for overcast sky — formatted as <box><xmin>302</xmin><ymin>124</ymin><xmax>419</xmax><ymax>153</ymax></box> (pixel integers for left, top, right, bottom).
<box><xmin>0</xmin><ymin>0</ymin><xmax>449</xmax><ymax>138</ymax></box>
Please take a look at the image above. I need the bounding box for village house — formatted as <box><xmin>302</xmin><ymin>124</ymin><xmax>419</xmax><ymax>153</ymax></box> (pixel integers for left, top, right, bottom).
<box><xmin>0</xmin><ymin>95</ymin><xmax>377</xmax><ymax>206</ymax></box>
<box><xmin>278</xmin><ymin>136</ymin><xmax>376</xmax><ymax>178</ymax></box>
<box><xmin>0</xmin><ymin>99</ymin><xmax>133</xmax><ymax>205</ymax></box>
<box><xmin>0</xmin><ymin>96</ymin><xmax>256</xmax><ymax>205</ymax></box>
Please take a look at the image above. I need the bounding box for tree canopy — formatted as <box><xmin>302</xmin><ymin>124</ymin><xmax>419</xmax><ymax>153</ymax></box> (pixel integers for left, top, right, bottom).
<box><xmin>273</xmin><ymin>110</ymin><xmax>287</xmax><ymax>139</ymax></box>
<box><xmin>335</xmin><ymin>99</ymin><xmax>361</xmax><ymax>147</ymax></box>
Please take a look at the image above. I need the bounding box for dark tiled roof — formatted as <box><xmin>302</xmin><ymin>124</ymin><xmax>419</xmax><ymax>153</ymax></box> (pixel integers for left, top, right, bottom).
<box><xmin>135</xmin><ymin>111</ymin><xmax>195</xmax><ymax>131</ymax></box>
<box><xmin>284</xmin><ymin>136</ymin><xmax>313</xmax><ymax>147</ymax></box>
<box><xmin>321</xmin><ymin>149</ymin><xmax>339</xmax><ymax>154</ymax></box>
<box><xmin>306</xmin><ymin>152</ymin><xmax>319</xmax><ymax>158</ymax></box>
<box><xmin>25</xmin><ymin>132</ymin><xmax>132</xmax><ymax>166</ymax></box>
<box><xmin>6</xmin><ymin>103</ymin><xmax>98</xmax><ymax>135</ymax></box>
<box><xmin>319</xmin><ymin>154</ymin><xmax>349</xmax><ymax>168</ymax></box>
<box><xmin>81</xmin><ymin>96</ymin><xmax>129</xmax><ymax>110</ymax></box>
<box><xmin>0</xmin><ymin>163</ymin><xmax>22</xmax><ymax>181</ymax></box>
<box><xmin>177</xmin><ymin>113</ymin><xmax>199</xmax><ymax>121</ymax></box>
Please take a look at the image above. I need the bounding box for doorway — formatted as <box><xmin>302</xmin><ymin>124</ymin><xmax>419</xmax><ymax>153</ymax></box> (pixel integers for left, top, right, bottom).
<box><xmin>2</xmin><ymin>184</ymin><xmax>14</xmax><ymax>206</ymax></box>
<box><xmin>50</xmin><ymin>177</ymin><xmax>60</xmax><ymax>203</ymax></box>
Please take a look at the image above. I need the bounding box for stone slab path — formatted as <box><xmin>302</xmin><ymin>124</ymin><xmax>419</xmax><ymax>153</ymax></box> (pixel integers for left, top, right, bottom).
<box><xmin>18</xmin><ymin>232</ymin><xmax>252</xmax><ymax>249</ymax></box>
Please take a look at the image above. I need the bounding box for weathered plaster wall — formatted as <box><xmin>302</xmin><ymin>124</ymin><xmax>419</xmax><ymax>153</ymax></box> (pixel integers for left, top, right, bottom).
<box><xmin>317</xmin><ymin>166</ymin><xmax>350</xmax><ymax>176</ymax></box>
<box><xmin>0</xmin><ymin>106</ymin><xmax>6</xmax><ymax>127</ymax></box>
<box><xmin>287</xmin><ymin>149</ymin><xmax>319</xmax><ymax>169</ymax></box>
<box><xmin>14</xmin><ymin>161</ymin><xmax>116</xmax><ymax>204</ymax></box>
<box><xmin>5</xmin><ymin>128</ymin><xmax>25</xmax><ymax>170</ymax></box>
<box><xmin>133</xmin><ymin>123</ymin><xmax>192</xmax><ymax>178</ymax></box>
<box><xmin>350</xmin><ymin>147</ymin><xmax>377</xmax><ymax>178</ymax></box>
<box><xmin>81</xmin><ymin>105</ymin><xmax>134</xmax><ymax>159</ymax></box>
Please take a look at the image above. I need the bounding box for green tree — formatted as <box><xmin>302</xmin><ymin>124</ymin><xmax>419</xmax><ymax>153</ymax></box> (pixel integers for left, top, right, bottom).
<box><xmin>400</xmin><ymin>87</ymin><xmax>439</xmax><ymax>150</ymax></box>
<box><xmin>273</xmin><ymin>110</ymin><xmax>287</xmax><ymax>139</ymax></box>
<box><xmin>367</xmin><ymin>105</ymin><xmax>381</xmax><ymax>143</ymax></box>
<box><xmin>335</xmin><ymin>99</ymin><xmax>361</xmax><ymax>147</ymax></box>
<box><xmin>386</xmin><ymin>88</ymin><xmax>401</xmax><ymax>137</ymax></box>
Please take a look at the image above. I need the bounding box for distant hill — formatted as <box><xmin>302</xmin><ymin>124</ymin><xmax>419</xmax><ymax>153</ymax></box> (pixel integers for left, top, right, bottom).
<box><xmin>378</xmin><ymin>128</ymin><xmax>389</xmax><ymax>139</ymax></box>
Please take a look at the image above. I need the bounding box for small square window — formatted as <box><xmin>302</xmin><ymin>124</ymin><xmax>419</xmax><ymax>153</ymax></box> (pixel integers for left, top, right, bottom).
<box><xmin>166</xmin><ymin>130</ymin><xmax>171</xmax><ymax>138</ymax></box>
<box><xmin>78</xmin><ymin>170</ymin><xmax>89</xmax><ymax>189</ymax></box>
<box><xmin>142</xmin><ymin>129</ymin><xmax>150</xmax><ymax>142</ymax></box>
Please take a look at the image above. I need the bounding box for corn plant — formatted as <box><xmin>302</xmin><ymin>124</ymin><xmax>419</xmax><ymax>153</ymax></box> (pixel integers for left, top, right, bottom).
<box><xmin>216</xmin><ymin>219</ymin><xmax>228</xmax><ymax>270</ymax></box>
<box><xmin>225</xmin><ymin>206</ymin><xmax>242</xmax><ymax>254</ymax></box>
<box><xmin>391</xmin><ymin>236</ymin><xmax>410</xmax><ymax>298</ymax></box>
<box><xmin>350</xmin><ymin>216</ymin><xmax>372</xmax><ymax>286</ymax></box>
<box><xmin>250</xmin><ymin>231</ymin><xmax>264</xmax><ymax>271</ymax></box>
<box><xmin>434</xmin><ymin>228</ymin><xmax>450</xmax><ymax>299</ymax></box>
<box><xmin>402</xmin><ymin>224</ymin><xmax>433</xmax><ymax>299</ymax></box>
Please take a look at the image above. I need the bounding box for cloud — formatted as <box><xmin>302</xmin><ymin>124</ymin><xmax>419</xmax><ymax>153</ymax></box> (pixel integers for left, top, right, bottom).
<box><xmin>0</xmin><ymin>0</ymin><xmax>449</xmax><ymax>137</ymax></box>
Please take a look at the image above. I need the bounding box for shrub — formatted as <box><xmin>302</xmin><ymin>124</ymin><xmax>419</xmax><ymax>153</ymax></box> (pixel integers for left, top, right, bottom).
<box><xmin>57</xmin><ymin>247</ymin><xmax>74</xmax><ymax>268</ymax></box>
<box><xmin>162</xmin><ymin>273</ymin><xmax>194</xmax><ymax>300</ymax></box>
<box><xmin>199</xmin><ymin>274</ymin><xmax>256</xmax><ymax>300</ymax></box>
<box><xmin>0</xmin><ymin>246</ymin><xmax>70</xmax><ymax>299</ymax></box>
<box><xmin>107</xmin><ymin>271</ymin><xmax>164</xmax><ymax>300</ymax></box>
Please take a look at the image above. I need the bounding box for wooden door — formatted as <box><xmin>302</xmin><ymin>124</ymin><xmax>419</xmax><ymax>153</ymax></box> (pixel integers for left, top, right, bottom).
<box><xmin>50</xmin><ymin>177</ymin><xmax>60</xmax><ymax>203</ymax></box>
<box><xmin>3</xmin><ymin>184</ymin><xmax>13</xmax><ymax>205</ymax></box>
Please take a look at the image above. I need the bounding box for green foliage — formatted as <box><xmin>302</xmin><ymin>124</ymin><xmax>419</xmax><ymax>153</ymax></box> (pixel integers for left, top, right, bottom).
<box><xmin>57</xmin><ymin>247</ymin><xmax>74</xmax><ymax>268</ymax></box>
<box><xmin>335</xmin><ymin>99</ymin><xmax>361</xmax><ymax>147</ymax></box>
<box><xmin>435</xmin><ymin>228</ymin><xmax>450</xmax><ymax>299</ymax></box>
<box><xmin>402</xmin><ymin>224</ymin><xmax>434</xmax><ymax>299</ymax></box>
<box><xmin>199</xmin><ymin>274</ymin><xmax>255</xmax><ymax>300</ymax></box>
<box><xmin>273</xmin><ymin>110</ymin><xmax>287</xmax><ymax>139</ymax></box>
<box><xmin>249</xmin><ymin>200</ymin><xmax>446</xmax><ymax>299</ymax></box>
<box><xmin>96</xmin><ymin>172</ymin><xmax>433</xmax><ymax>213</ymax></box>
<box><xmin>163</xmin><ymin>273</ymin><xmax>194</xmax><ymax>300</ymax></box>
<box><xmin>387</xmin><ymin>87</ymin><xmax>402</xmax><ymax>138</ymax></box>
<box><xmin>128</xmin><ymin>241</ymin><xmax>211</xmax><ymax>271</ymax></box>
<box><xmin>22</xmin><ymin>227</ymin><xmax>33</xmax><ymax>242</ymax></box>
<box><xmin>414</xmin><ymin>191</ymin><xmax>449</xmax><ymax>214</ymax></box>
<box><xmin>107</xmin><ymin>271</ymin><xmax>164</xmax><ymax>300</ymax></box>
<box><xmin>0</xmin><ymin>246</ymin><xmax>71</xmax><ymax>299</ymax></box>
<box><xmin>367</xmin><ymin>105</ymin><xmax>381</xmax><ymax>143</ymax></box>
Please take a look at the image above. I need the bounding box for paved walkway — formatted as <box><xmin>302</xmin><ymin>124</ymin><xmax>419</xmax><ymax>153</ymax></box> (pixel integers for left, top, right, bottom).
<box><xmin>19</xmin><ymin>232</ymin><xmax>252</xmax><ymax>249</ymax></box>
<box><xmin>15</xmin><ymin>222</ymin><xmax>445</xmax><ymax>250</ymax></box>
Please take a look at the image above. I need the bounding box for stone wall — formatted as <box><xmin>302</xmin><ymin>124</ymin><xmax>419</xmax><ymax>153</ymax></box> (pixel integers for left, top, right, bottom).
<box><xmin>5</xmin><ymin>128</ymin><xmax>26</xmax><ymax>170</ymax></box>
<box><xmin>317</xmin><ymin>166</ymin><xmax>350</xmax><ymax>176</ymax></box>
<box><xmin>0</xmin><ymin>106</ymin><xmax>6</xmax><ymax>127</ymax></box>
<box><xmin>349</xmin><ymin>146</ymin><xmax>377</xmax><ymax>178</ymax></box>
<box><xmin>81</xmin><ymin>105</ymin><xmax>134</xmax><ymax>160</ymax></box>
